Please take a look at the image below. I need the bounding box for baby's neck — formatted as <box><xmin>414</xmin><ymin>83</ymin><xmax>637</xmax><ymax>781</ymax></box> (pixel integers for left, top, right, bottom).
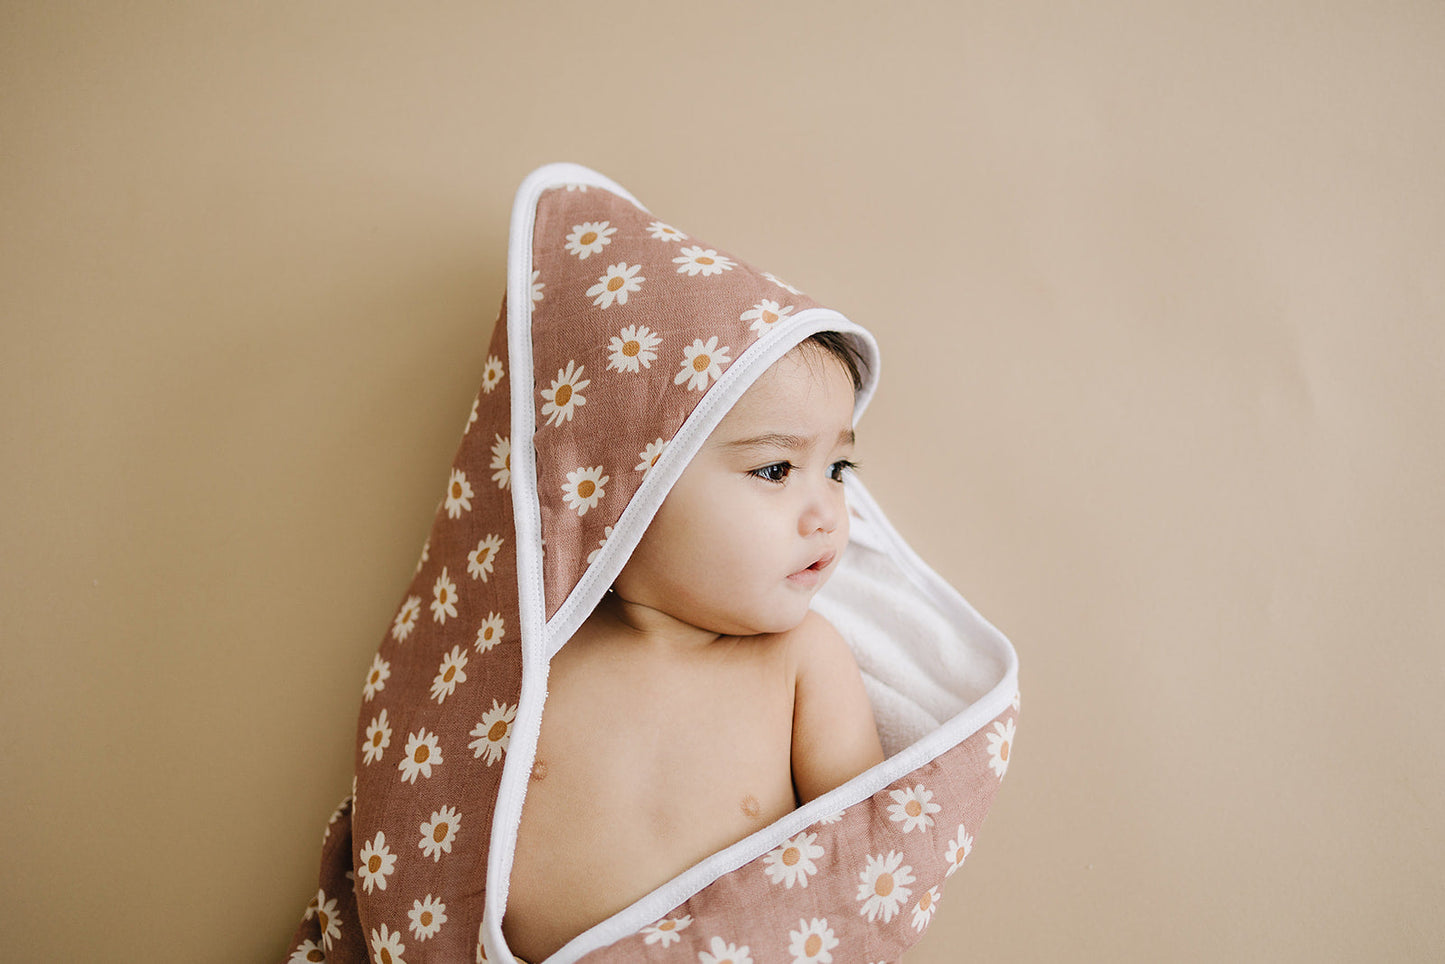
<box><xmin>592</xmin><ymin>592</ymin><xmax>725</xmax><ymax>653</ymax></box>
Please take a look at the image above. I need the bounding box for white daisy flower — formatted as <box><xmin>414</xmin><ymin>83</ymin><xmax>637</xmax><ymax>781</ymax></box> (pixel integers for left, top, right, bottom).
<box><xmin>673</xmin><ymin>245</ymin><xmax>736</xmax><ymax>277</ymax></box>
<box><xmin>561</xmin><ymin>465</ymin><xmax>608</xmax><ymax>516</ymax></box>
<box><xmin>468</xmin><ymin>699</ymin><xmax>516</xmax><ymax>765</ymax></box>
<box><xmin>314</xmin><ymin>890</ymin><xmax>342</xmax><ymax>950</ymax></box>
<box><xmin>362</xmin><ymin>654</ymin><xmax>390</xmax><ymax>701</ymax></box>
<box><xmin>430</xmin><ymin>567</ymin><xmax>458</xmax><ymax>623</ymax></box>
<box><xmin>465</xmin><ymin>396</ymin><xmax>479</xmax><ymax>433</ymax></box>
<box><xmin>986</xmin><ymin>717</ymin><xmax>1015</xmax><ymax>779</ymax></box>
<box><xmin>815</xmin><ymin>809</ymin><xmax>846</xmax><ymax>825</ymax></box>
<box><xmin>788</xmin><ymin>918</ymin><xmax>839</xmax><ymax>964</ymax></box>
<box><xmin>586</xmin><ymin>261</ymin><xmax>645</xmax><ymax>309</ymax></box>
<box><xmin>444</xmin><ymin>468</ymin><xmax>473</xmax><ymax>519</ymax></box>
<box><xmin>369</xmin><ymin>924</ymin><xmax>406</xmax><ymax>964</ymax></box>
<box><xmin>911</xmin><ymin>886</ymin><xmax>941</xmax><ymax>932</ymax></box>
<box><xmin>287</xmin><ymin>939</ymin><xmax>326</xmax><ymax>963</ymax></box>
<box><xmin>647</xmin><ymin>220</ymin><xmax>687</xmax><ymax>242</ymax></box>
<box><xmin>764</xmin><ymin>271</ymin><xmax>803</xmax><ymax>294</ymax></box>
<box><xmin>855</xmin><ymin>851</ymin><xmax>915</xmax><ymax>924</ymax></box>
<box><xmin>418</xmin><ymin>805</ymin><xmax>461</xmax><ymax>862</ymax></box>
<box><xmin>640</xmin><ymin>915</ymin><xmax>692</xmax><ymax>947</ymax></box>
<box><xmin>356</xmin><ymin>831</ymin><xmax>398</xmax><ymax>894</ymax></box>
<box><xmin>944</xmin><ymin>823</ymin><xmax>973</xmax><ymax>877</ymax></box>
<box><xmin>740</xmin><ymin>298</ymin><xmax>794</xmax><ymax>335</ymax></box>
<box><xmin>429</xmin><ymin>645</ymin><xmax>469</xmax><ymax>704</ymax></box>
<box><xmin>635</xmin><ymin>438</ymin><xmax>667</xmax><ymax>474</ymax></box>
<box><xmin>699</xmin><ymin>936</ymin><xmax>753</xmax><ymax>964</ymax></box>
<box><xmin>565</xmin><ymin>220</ymin><xmax>617</xmax><ymax>259</ymax></box>
<box><xmin>763</xmin><ymin>831</ymin><xmax>824</xmax><ymax>888</ymax></box>
<box><xmin>887</xmin><ymin>784</ymin><xmax>942</xmax><ymax>833</ymax></box>
<box><xmin>362</xmin><ymin>708</ymin><xmax>392</xmax><ymax>765</ymax></box>
<box><xmin>540</xmin><ymin>360</ymin><xmax>590</xmax><ymax>427</ymax></box>
<box><xmin>490</xmin><ymin>435</ymin><xmax>511</xmax><ymax>489</ymax></box>
<box><xmin>606</xmin><ymin>324</ymin><xmax>661</xmax><ymax>373</ymax></box>
<box><xmin>468</xmin><ymin>534</ymin><xmax>504</xmax><ymax>582</ymax></box>
<box><xmin>397</xmin><ymin>728</ymin><xmax>443</xmax><ymax>784</ymax></box>
<box><xmin>408</xmin><ymin>894</ymin><xmax>448</xmax><ymax>942</ymax></box>
<box><xmin>530</xmin><ymin>269</ymin><xmax>544</xmax><ymax>303</ymax></box>
<box><xmin>392</xmin><ymin>595</ymin><xmax>422</xmax><ymax>642</ymax></box>
<box><xmin>675</xmin><ymin>336</ymin><xmax>731</xmax><ymax>391</ymax></box>
<box><xmin>482</xmin><ymin>354</ymin><xmax>505</xmax><ymax>394</ymax></box>
<box><xmin>413</xmin><ymin>537</ymin><xmax>429</xmax><ymax>575</ymax></box>
<box><xmin>325</xmin><ymin>794</ymin><xmax>351</xmax><ymax>836</ymax></box>
<box><xmin>474</xmin><ymin>612</ymin><xmax>506</xmax><ymax>654</ymax></box>
<box><xmin>586</xmin><ymin>526</ymin><xmax>614</xmax><ymax>565</ymax></box>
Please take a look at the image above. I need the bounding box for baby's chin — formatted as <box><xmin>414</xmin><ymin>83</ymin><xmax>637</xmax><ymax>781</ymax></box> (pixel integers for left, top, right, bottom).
<box><xmin>686</xmin><ymin>599</ymin><xmax>817</xmax><ymax>639</ymax></box>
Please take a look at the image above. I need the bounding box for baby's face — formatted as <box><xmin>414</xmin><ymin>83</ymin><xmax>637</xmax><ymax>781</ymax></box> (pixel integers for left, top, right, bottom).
<box><xmin>614</xmin><ymin>345</ymin><xmax>856</xmax><ymax>636</ymax></box>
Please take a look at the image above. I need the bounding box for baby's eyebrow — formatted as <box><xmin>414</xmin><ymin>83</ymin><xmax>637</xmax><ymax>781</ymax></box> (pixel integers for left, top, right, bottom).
<box><xmin>721</xmin><ymin>428</ymin><xmax>856</xmax><ymax>452</ymax></box>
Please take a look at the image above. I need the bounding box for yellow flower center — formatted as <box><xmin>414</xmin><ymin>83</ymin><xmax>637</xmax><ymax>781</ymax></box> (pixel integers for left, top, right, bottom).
<box><xmin>488</xmin><ymin>720</ymin><xmax>508</xmax><ymax>741</ymax></box>
<box><xmin>483</xmin><ymin>626</ymin><xmax>494</xmax><ymax>640</ymax></box>
<box><xmin>371</xmin><ymin>731</ymin><xmax>383</xmax><ymax>746</ymax></box>
<box><xmin>623</xmin><ymin>339</ymin><xmax>640</xmax><ymax>356</ymax></box>
<box><xmin>580</xmin><ymin>231</ymin><xmax>597</xmax><ymax>245</ymax></box>
<box><xmin>443</xmin><ymin>666</ymin><xmax>456</xmax><ymax>683</ymax></box>
<box><xmin>782</xmin><ymin>846</ymin><xmax>800</xmax><ymax>866</ymax></box>
<box><xmin>368</xmin><ymin>854</ymin><xmax>382</xmax><ymax>873</ymax></box>
<box><xmin>577</xmin><ymin>479</ymin><xmax>595</xmax><ymax>499</ymax></box>
<box><xmin>438</xmin><ymin>588</ymin><xmax>448</xmax><ymax>603</ymax></box>
<box><xmin>433</xmin><ymin>822</ymin><xmax>449</xmax><ymax>842</ymax></box>
<box><xmin>921</xmin><ymin>891</ymin><xmax>933</xmax><ymax>910</ymax></box>
<box><xmin>660</xmin><ymin>921</ymin><xmax>675</xmax><ymax>932</ymax></box>
<box><xmin>608</xmin><ymin>276</ymin><xmax>625</xmax><ymax>292</ymax></box>
<box><xmin>906</xmin><ymin>800</ymin><xmax>922</xmax><ymax>817</ymax></box>
<box><xmin>307</xmin><ymin>951</ymin><xmax>325</xmax><ymax>963</ymax></box>
<box><xmin>554</xmin><ymin>383</ymin><xmax>572</xmax><ymax>407</ymax></box>
<box><xmin>421</xmin><ymin>910</ymin><xmax>433</xmax><ymax>926</ymax></box>
<box><xmin>452</xmin><ymin>481</ymin><xmax>462</xmax><ymax>497</ymax></box>
<box><xmin>693</xmin><ymin>354</ymin><xmax>710</xmax><ymax>372</ymax></box>
<box><xmin>318</xmin><ymin>911</ymin><xmax>329</xmax><ymax>931</ymax></box>
<box><xmin>697</xmin><ymin>256</ymin><xmax>714</xmax><ymax>265</ymax></box>
<box><xmin>762</xmin><ymin>310</ymin><xmax>777</xmax><ymax>324</ymax></box>
<box><xmin>415</xmin><ymin>745</ymin><xmax>429</xmax><ymax>763</ymax></box>
<box><xmin>875</xmin><ymin>872</ymin><xmax>894</xmax><ymax>897</ymax></box>
<box><xmin>805</xmin><ymin>933</ymin><xmax>823</xmax><ymax>956</ymax></box>
<box><xmin>380</xmin><ymin>950</ymin><xmax>392</xmax><ymax>964</ymax></box>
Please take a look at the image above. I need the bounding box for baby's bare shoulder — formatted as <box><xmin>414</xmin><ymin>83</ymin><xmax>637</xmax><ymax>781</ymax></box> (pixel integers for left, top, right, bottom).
<box><xmin>788</xmin><ymin>609</ymin><xmax>885</xmax><ymax>802</ymax></box>
<box><xmin>781</xmin><ymin>609</ymin><xmax>853</xmax><ymax>672</ymax></box>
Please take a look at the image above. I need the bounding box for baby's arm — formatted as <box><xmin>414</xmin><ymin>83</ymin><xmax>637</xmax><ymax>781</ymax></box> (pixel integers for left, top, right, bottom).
<box><xmin>790</xmin><ymin>610</ymin><xmax>886</xmax><ymax>803</ymax></box>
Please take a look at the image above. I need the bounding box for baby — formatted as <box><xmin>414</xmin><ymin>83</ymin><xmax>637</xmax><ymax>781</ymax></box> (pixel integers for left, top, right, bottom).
<box><xmin>503</xmin><ymin>333</ymin><xmax>886</xmax><ymax>961</ymax></box>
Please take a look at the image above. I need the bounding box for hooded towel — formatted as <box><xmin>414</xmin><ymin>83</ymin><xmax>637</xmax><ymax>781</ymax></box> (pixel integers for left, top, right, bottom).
<box><xmin>286</xmin><ymin>163</ymin><xmax>1020</xmax><ymax>964</ymax></box>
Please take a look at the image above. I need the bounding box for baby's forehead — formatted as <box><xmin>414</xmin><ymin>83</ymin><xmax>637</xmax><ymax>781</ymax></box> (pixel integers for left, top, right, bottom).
<box><xmin>707</xmin><ymin>351</ymin><xmax>857</xmax><ymax>445</ymax></box>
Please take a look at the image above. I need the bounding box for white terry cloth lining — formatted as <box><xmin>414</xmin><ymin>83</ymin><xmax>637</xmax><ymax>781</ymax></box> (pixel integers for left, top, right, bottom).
<box><xmin>483</xmin><ymin>163</ymin><xmax>1018</xmax><ymax>964</ymax></box>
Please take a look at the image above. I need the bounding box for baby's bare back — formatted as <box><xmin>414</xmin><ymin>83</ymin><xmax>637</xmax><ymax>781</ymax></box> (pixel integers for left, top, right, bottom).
<box><xmin>503</xmin><ymin>617</ymin><xmax>798</xmax><ymax>961</ymax></box>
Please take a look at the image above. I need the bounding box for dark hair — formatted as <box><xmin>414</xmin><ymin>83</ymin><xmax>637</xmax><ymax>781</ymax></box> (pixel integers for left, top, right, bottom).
<box><xmin>802</xmin><ymin>330</ymin><xmax>867</xmax><ymax>392</ymax></box>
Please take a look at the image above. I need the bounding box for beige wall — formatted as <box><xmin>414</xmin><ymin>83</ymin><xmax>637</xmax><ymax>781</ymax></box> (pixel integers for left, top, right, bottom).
<box><xmin>4</xmin><ymin>2</ymin><xmax>1442</xmax><ymax>960</ymax></box>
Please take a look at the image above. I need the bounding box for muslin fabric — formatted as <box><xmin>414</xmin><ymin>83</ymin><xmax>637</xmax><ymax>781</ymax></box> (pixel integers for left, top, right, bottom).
<box><xmin>285</xmin><ymin>163</ymin><xmax>1019</xmax><ymax>964</ymax></box>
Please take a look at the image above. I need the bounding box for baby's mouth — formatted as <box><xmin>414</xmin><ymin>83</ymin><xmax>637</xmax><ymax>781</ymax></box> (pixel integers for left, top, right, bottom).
<box><xmin>790</xmin><ymin>549</ymin><xmax>837</xmax><ymax>581</ymax></box>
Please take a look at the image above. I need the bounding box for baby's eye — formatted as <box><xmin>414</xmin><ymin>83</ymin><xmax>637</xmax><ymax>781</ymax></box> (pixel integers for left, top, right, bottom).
<box><xmin>829</xmin><ymin>459</ymin><xmax>858</xmax><ymax>482</ymax></box>
<box><xmin>750</xmin><ymin>462</ymin><xmax>793</xmax><ymax>483</ymax></box>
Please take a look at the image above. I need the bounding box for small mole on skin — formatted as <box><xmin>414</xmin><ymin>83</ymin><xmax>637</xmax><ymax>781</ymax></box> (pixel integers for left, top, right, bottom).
<box><xmin>740</xmin><ymin>793</ymin><xmax>761</xmax><ymax>818</ymax></box>
<box><xmin>531</xmin><ymin>760</ymin><xmax>548</xmax><ymax>782</ymax></box>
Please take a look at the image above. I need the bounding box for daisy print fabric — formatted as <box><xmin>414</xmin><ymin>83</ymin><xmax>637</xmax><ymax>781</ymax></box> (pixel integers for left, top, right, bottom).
<box><xmin>285</xmin><ymin>165</ymin><xmax>1019</xmax><ymax>964</ymax></box>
